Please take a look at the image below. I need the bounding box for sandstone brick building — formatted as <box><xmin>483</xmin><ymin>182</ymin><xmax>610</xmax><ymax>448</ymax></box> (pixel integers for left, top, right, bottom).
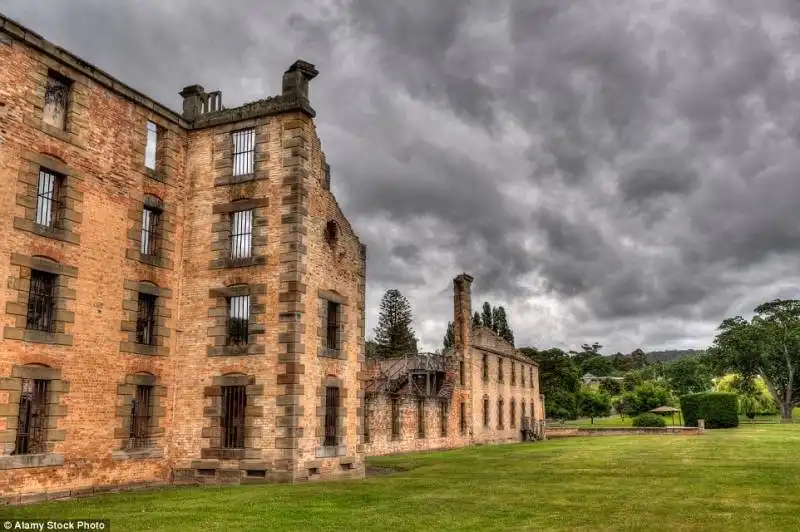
<box><xmin>363</xmin><ymin>274</ymin><xmax>545</xmax><ymax>456</ymax></box>
<box><xmin>0</xmin><ymin>14</ymin><xmax>366</xmax><ymax>503</ymax></box>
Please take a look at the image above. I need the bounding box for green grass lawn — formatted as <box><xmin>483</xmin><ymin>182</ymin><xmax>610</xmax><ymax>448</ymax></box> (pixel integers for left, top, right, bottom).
<box><xmin>4</xmin><ymin>425</ymin><xmax>800</xmax><ymax>531</ymax></box>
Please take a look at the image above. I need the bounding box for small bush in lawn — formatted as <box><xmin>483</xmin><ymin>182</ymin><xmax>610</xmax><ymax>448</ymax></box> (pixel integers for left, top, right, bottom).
<box><xmin>632</xmin><ymin>413</ymin><xmax>666</xmax><ymax>428</ymax></box>
<box><xmin>681</xmin><ymin>392</ymin><xmax>739</xmax><ymax>428</ymax></box>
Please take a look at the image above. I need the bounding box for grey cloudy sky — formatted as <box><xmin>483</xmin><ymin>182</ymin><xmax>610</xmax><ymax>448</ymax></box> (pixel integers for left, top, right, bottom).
<box><xmin>6</xmin><ymin>0</ymin><xmax>800</xmax><ymax>354</ymax></box>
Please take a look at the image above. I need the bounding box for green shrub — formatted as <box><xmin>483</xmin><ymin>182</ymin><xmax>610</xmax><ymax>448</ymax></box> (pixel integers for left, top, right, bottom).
<box><xmin>681</xmin><ymin>392</ymin><xmax>739</xmax><ymax>428</ymax></box>
<box><xmin>632</xmin><ymin>413</ymin><xmax>667</xmax><ymax>428</ymax></box>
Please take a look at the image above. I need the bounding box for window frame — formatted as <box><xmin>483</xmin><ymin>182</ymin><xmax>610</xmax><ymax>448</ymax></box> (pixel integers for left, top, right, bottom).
<box><xmin>26</xmin><ymin>269</ymin><xmax>58</xmax><ymax>333</ymax></box>
<box><xmin>140</xmin><ymin>205</ymin><xmax>162</xmax><ymax>257</ymax></box>
<box><xmin>126</xmin><ymin>384</ymin><xmax>154</xmax><ymax>450</ymax></box>
<box><xmin>13</xmin><ymin>378</ymin><xmax>49</xmax><ymax>455</ymax></box>
<box><xmin>439</xmin><ymin>400</ymin><xmax>448</xmax><ymax>437</ymax></box>
<box><xmin>42</xmin><ymin>71</ymin><xmax>72</xmax><ymax>131</ymax></box>
<box><xmin>221</xmin><ymin>385</ymin><xmax>247</xmax><ymax>449</ymax></box>
<box><xmin>417</xmin><ymin>398</ymin><xmax>425</xmax><ymax>439</ymax></box>
<box><xmin>230</xmin><ymin>209</ymin><xmax>254</xmax><ymax>261</ymax></box>
<box><xmin>324</xmin><ymin>386</ymin><xmax>340</xmax><ymax>447</ymax></box>
<box><xmin>498</xmin><ymin>399</ymin><xmax>504</xmax><ymax>429</ymax></box>
<box><xmin>391</xmin><ymin>396</ymin><xmax>401</xmax><ymax>439</ymax></box>
<box><xmin>135</xmin><ymin>293</ymin><xmax>157</xmax><ymax>346</ymax></box>
<box><xmin>226</xmin><ymin>294</ymin><xmax>250</xmax><ymax>346</ymax></box>
<box><xmin>231</xmin><ymin>128</ymin><xmax>256</xmax><ymax>177</ymax></box>
<box><xmin>34</xmin><ymin>168</ymin><xmax>65</xmax><ymax>230</ymax></box>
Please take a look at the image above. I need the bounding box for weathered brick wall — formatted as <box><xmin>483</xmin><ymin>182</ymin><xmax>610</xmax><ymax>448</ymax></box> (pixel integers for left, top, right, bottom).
<box><xmin>0</xmin><ymin>19</ymin><xmax>365</xmax><ymax>500</ymax></box>
<box><xmin>0</xmin><ymin>27</ymin><xmax>186</xmax><ymax>498</ymax></box>
<box><xmin>362</xmin><ymin>275</ymin><xmax>544</xmax><ymax>456</ymax></box>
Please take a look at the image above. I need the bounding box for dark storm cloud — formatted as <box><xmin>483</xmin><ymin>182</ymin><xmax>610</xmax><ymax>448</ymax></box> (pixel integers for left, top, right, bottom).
<box><xmin>6</xmin><ymin>0</ymin><xmax>800</xmax><ymax>353</ymax></box>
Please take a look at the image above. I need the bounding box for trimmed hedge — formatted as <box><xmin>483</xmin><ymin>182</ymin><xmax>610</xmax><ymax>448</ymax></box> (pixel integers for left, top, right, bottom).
<box><xmin>681</xmin><ymin>392</ymin><xmax>739</xmax><ymax>429</ymax></box>
<box><xmin>632</xmin><ymin>413</ymin><xmax>666</xmax><ymax>428</ymax></box>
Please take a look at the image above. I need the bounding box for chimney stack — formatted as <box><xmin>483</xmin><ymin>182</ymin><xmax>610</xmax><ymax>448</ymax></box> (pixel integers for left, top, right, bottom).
<box><xmin>282</xmin><ymin>60</ymin><xmax>319</xmax><ymax>100</ymax></box>
<box><xmin>179</xmin><ymin>84</ymin><xmax>206</xmax><ymax>121</ymax></box>
<box><xmin>453</xmin><ymin>273</ymin><xmax>474</xmax><ymax>354</ymax></box>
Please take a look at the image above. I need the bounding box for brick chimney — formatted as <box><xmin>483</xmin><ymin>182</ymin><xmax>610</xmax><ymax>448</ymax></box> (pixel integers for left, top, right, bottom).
<box><xmin>282</xmin><ymin>60</ymin><xmax>319</xmax><ymax>100</ymax></box>
<box><xmin>179</xmin><ymin>84</ymin><xmax>206</xmax><ymax>121</ymax></box>
<box><xmin>453</xmin><ymin>273</ymin><xmax>474</xmax><ymax>355</ymax></box>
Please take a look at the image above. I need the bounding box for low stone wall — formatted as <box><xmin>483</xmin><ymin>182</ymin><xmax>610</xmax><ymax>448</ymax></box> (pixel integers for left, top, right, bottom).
<box><xmin>546</xmin><ymin>427</ymin><xmax>702</xmax><ymax>438</ymax></box>
<box><xmin>1</xmin><ymin>480</ymin><xmax>171</xmax><ymax>506</ymax></box>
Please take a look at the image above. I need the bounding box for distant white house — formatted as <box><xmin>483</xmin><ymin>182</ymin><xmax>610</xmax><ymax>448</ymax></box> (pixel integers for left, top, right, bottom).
<box><xmin>582</xmin><ymin>373</ymin><xmax>624</xmax><ymax>386</ymax></box>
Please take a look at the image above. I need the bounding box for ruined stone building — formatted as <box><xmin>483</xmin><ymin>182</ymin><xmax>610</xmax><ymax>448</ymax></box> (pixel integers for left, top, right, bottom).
<box><xmin>363</xmin><ymin>274</ymin><xmax>545</xmax><ymax>456</ymax></box>
<box><xmin>0</xmin><ymin>14</ymin><xmax>367</xmax><ymax>503</ymax></box>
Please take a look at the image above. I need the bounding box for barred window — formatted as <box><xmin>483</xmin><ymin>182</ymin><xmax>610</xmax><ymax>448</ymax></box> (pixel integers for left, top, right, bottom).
<box><xmin>230</xmin><ymin>210</ymin><xmax>253</xmax><ymax>260</ymax></box>
<box><xmin>221</xmin><ymin>385</ymin><xmax>247</xmax><ymax>449</ymax></box>
<box><xmin>439</xmin><ymin>400</ymin><xmax>448</xmax><ymax>437</ymax></box>
<box><xmin>145</xmin><ymin>121</ymin><xmax>158</xmax><ymax>170</ymax></box>
<box><xmin>227</xmin><ymin>295</ymin><xmax>250</xmax><ymax>346</ymax></box>
<box><xmin>26</xmin><ymin>270</ymin><xmax>57</xmax><ymax>333</ymax></box>
<box><xmin>460</xmin><ymin>401</ymin><xmax>466</xmax><ymax>434</ymax></box>
<box><xmin>417</xmin><ymin>398</ymin><xmax>425</xmax><ymax>438</ymax></box>
<box><xmin>232</xmin><ymin>128</ymin><xmax>255</xmax><ymax>177</ymax></box>
<box><xmin>324</xmin><ymin>386</ymin><xmax>340</xmax><ymax>447</ymax></box>
<box><xmin>326</xmin><ymin>301</ymin><xmax>340</xmax><ymax>351</ymax></box>
<box><xmin>13</xmin><ymin>378</ymin><xmax>48</xmax><ymax>455</ymax></box>
<box><xmin>140</xmin><ymin>206</ymin><xmax>161</xmax><ymax>256</ymax></box>
<box><xmin>391</xmin><ymin>397</ymin><xmax>400</xmax><ymax>438</ymax></box>
<box><xmin>136</xmin><ymin>293</ymin><xmax>157</xmax><ymax>345</ymax></box>
<box><xmin>498</xmin><ymin>399</ymin><xmax>504</xmax><ymax>429</ymax></box>
<box><xmin>127</xmin><ymin>385</ymin><xmax>153</xmax><ymax>449</ymax></box>
<box><xmin>482</xmin><ymin>354</ymin><xmax>488</xmax><ymax>382</ymax></box>
<box><xmin>483</xmin><ymin>397</ymin><xmax>489</xmax><ymax>428</ymax></box>
<box><xmin>35</xmin><ymin>169</ymin><xmax>64</xmax><ymax>229</ymax></box>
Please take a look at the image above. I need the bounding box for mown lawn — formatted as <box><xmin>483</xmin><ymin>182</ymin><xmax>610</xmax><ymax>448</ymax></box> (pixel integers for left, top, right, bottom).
<box><xmin>4</xmin><ymin>424</ymin><xmax>800</xmax><ymax>531</ymax></box>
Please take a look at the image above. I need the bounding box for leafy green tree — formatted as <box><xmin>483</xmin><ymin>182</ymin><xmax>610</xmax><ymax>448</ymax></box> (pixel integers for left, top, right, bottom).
<box><xmin>365</xmin><ymin>339</ymin><xmax>379</xmax><ymax>359</ymax></box>
<box><xmin>630</xmin><ymin>348</ymin><xmax>648</xmax><ymax>369</ymax></box>
<box><xmin>716</xmin><ymin>374</ymin><xmax>779</xmax><ymax>416</ymax></box>
<box><xmin>581</xmin><ymin>355</ymin><xmax>614</xmax><ymax>377</ymax></box>
<box><xmin>578</xmin><ymin>388</ymin><xmax>612</xmax><ymax>424</ymax></box>
<box><xmin>613</xmin><ymin>393</ymin><xmax>637</xmax><ymax>419</ymax></box>
<box><xmin>547</xmin><ymin>389</ymin><xmax>578</xmax><ymax>421</ymax></box>
<box><xmin>707</xmin><ymin>299</ymin><xmax>800</xmax><ymax>422</ymax></box>
<box><xmin>443</xmin><ymin>321</ymin><xmax>455</xmax><ymax>350</ymax></box>
<box><xmin>599</xmin><ymin>378</ymin><xmax>623</xmax><ymax>396</ymax></box>
<box><xmin>481</xmin><ymin>302</ymin><xmax>493</xmax><ymax>330</ymax></box>
<box><xmin>664</xmin><ymin>357</ymin><xmax>713</xmax><ymax>396</ymax></box>
<box><xmin>472</xmin><ymin>312</ymin><xmax>481</xmax><ymax>327</ymax></box>
<box><xmin>524</xmin><ymin>347</ymin><xmax>580</xmax><ymax>396</ymax></box>
<box><xmin>610</xmin><ymin>352</ymin><xmax>633</xmax><ymax>373</ymax></box>
<box><xmin>373</xmin><ymin>289</ymin><xmax>418</xmax><ymax>357</ymax></box>
<box><xmin>630</xmin><ymin>381</ymin><xmax>673</xmax><ymax>416</ymax></box>
<box><xmin>493</xmin><ymin>306</ymin><xmax>515</xmax><ymax>346</ymax></box>
<box><xmin>623</xmin><ymin>371</ymin><xmax>643</xmax><ymax>392</ymax></box>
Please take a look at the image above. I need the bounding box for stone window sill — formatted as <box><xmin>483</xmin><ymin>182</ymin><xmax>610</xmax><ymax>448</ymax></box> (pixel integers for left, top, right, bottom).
<box><xmin>126</xmin><ymin>249</ymin><xmax>171</xmax><ymax>269</ymax></box>
<box><xmin>14</xmin><ymin>218</ymin><xmax>80</xmax><ymax>245</ymax></box>
<box><xmin>112</xmin><ymin>448</ymin><xmax>164</xmax><ymax>461</ymax></box>
<box><xmin>319</xmin><ymin>348</ymin><xmax>344</xmax><ymax>359</ymax></box>
<box><xmin>4</xmin><ymin>327</ymin><xmax>72</xmax><ymax>346</ymax></box>
<box><xmin>315</xmin><ymin>444</ymin><xmax>346</xmax><ymax>458</ymax></box>
<box><xmin>0</xmin><ymin>453</ymin><xmax>64</xmax><ymax>470</ymax></box>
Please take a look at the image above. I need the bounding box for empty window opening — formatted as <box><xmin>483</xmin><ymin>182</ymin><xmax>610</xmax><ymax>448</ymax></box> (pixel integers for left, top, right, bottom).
<box><xmin>230</xmin><ymin>210</ymin><xmax>253</xmax><ymax>260</ymax></box>
<box><xmin>232</xmin><ymin>128</ymin><xmax>255</xmax><ymax>177</ymax></box>
<box><xmin>221</xmin><ymin>385</ymin><xmax>246</xmax><ymax>449</ymax></box>
<box><xmin>309</xmin><ymin>467</ymin><xmax>320</xmax><ymax>476</ymax></box>
<box><xmin>511</xmin><ymin>399</ymin><xmax>516</xmax><ymax>428</ymax></box>
<box><xmin>197</xmin><ymin>469</ymin><xmax>216</xmax><ymax>477</ymax></box>
<box><xmin>246</xmin><ymin>469</ymin><xmax>266</xmax><ymax>478</ymax></box>
<box><xmin>483</xmin><ymin>397</ymin><xmax>489</xmax><ymax>428</ymax></box>
<box><xmin>43</xmin><ymin>72</ymin><xmax>71</xmax><ymax>130</ymax></box>
<box><xmin>324</xmin><ymin>386</ymin><xmax>340</xmax><ymax>447</ymax></box>
<box><xmin>460</xmin><ymin>401</ymin><xmax>467</xmax><ymax>434</ymax></box>
<box><xmin>136</xmin><ymin>293</ymin><xmax>157</xmax><ymax>345</ymax></box>
<box><xmin>35</xmin><ymin>169</ymin><xmax>64</xmax><ymax>229</ymax></box>
<box><xmin>459</xmin><ymin>360</ymin><xmax>465</xmax><ymax>386</ymax></box>
<box><xmin>363</xmin><ymin>398</ymin><xmax>371</xmax><ymax>443</ymax></box>
<box><xmin>417</xmin><ymin>398</ymin><xmax>425</xmax><ymax>438</ymax></box>
<box><xmin>325</xmin><ymin>220</ymin><xmax>338</xmax><ymax>246</ymax></box>
<box><xmin>530</xmin><ymin>367</ymin><xmax>534</xmax><ymax>388</ymax></box>
<box><xmin>326</xmin><ymin>301</ymin><xmax>340</xmax><ymax>351</ymax></box>
<box><xmin>498</xmin><ymin>358</ymin><xmax>504</xmax><ymax>382</ymax></box>
<box><xmin>145</xmin><ymin>121</ymin><xmax>158</xmax><ymax>170</ymax></box>
<box><xmin>498</xmin><ymin>399</ymin><xmax>504</xmax><ymax>429</ymax></box>
<box><xmin>140</xmin><ymin>206</ymin><xmax>162</xmax><ymax>256</ymax></box>
<box><xmin>127</xmin><ymin>384</ymin><xmax>153</xmax><ymax>449</ymax></box>
<box><xmin>512</xmin><ymin>362</ymin><xmax>516</xmax><ymax>385</ymax></box>
<box><xmin>391</xmin><ymin>397</ymin><xmax>400</xmax><ymax>438</ymax></box>
<box><xmin>522</xmin><ymin>367</ymin><xmax>526</xmax><ymax>387</ymax></box>
<box><xmin>13</xmin><ymin>378</ymin><xmax>48</xmax><ymax>455</ymax></box>
<box><xmin>482</xmin><ymin>354</ymin><xmax>488</xmax><ymax>382</ymax></box>
<box><xmin>439</xmin><ymin>400</ymin><xmax>448</xmax><ymax>437</ymax></box>
<box><xmin>26</xmin><ymin>270</ymin><xmax>57</xmax><ymax>333</ymax></box>
<box><xmin>226</xmin><ymin>295</ymin><xmax>250</xmax><ymax>346</ymax></box>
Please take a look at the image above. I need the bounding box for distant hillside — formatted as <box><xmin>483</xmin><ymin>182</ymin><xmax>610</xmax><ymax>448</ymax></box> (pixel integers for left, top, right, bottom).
<box><xmin>646</xmin><ymin>349</ymin><xmax>704</xmax><ymax>364</ymax></box>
